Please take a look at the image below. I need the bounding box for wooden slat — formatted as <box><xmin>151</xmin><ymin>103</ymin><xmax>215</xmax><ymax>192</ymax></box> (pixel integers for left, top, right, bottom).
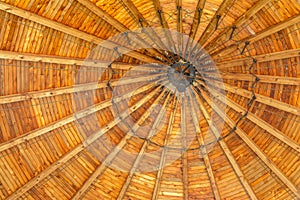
<box><xmin>194</xmin><ymin>88</ymin><xmax>259</xmax><ymax>200</ymax></box>
<box><xmin>0</xmin><ymin>2</ymin><xmax>161</xmax><ymax>64</ymax></box>
<box><xmin>207</xmin><ymin>87</ymin><xmax>300</xmax><ymax>153</ymax></box>
<box><xmin>152</xmin><ymin>96</ymin><xmax>177</xmax><ymax>200</ymax></box>
<box><xmin>71</xmin><ymin>86</ymin><xmax>164</xmax><ymax>199</ymax></box>
<box><xmin>187</xmin><ymin>90</ymin><xmax>221</xmax><ymax>200</ymax></box>
<box><xmin>197</xmin><ymin>87</ymin><xmax>300</xmax><ymax>199</ymax></box>
<box><xmin>0</xmin><ymin>82</ymin><xmax>158</xmax><ymax>152</ymax></box>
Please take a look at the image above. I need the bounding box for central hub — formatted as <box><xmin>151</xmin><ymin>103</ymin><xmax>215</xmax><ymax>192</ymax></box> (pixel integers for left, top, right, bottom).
<box><xmin>168</xmin><ymin>61</ymin><xmax>196</xmax><ymax>92</ymax></box>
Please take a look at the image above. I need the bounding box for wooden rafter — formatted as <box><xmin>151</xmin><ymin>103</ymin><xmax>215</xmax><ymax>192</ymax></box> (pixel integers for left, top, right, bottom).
<box><xmin>205</xmin><ymin>0</ymin><xmax>270</xmax><ymax>51</ymax></box>
<box><xmin>151</xmin><ymin>0</ymin><xmax>177</xmax><ymax>56</ymax></box>
<box><xmin>0</xmin><ymin>50</ymin><xmax>167</xmax><ymax>73</ymax></box>
<box><xmin>5</xmin><ymin>85</ymin><xmax>163</xmax><ymax>200</ymax></box>
<box><xmin>205</xmin><ymin>80</ymin><xmax>300</xmax><ymax>116</ymax></box>
<box><xmin>190</xmin><ymin>88</ymin><xmax>258</xmax><ymax>200</ymax></box>
<box><xmin>0</xmin><ymin>2</ymin><xmax>161</xmax><ymax>64</ymax></box>
<box><xmin>118</xmin><ymin>0</ymin><xmax>171</xmax><ymax>61</ymax></box>
<box><xmin>0</xmin><ymin>82</ymin><xmax>159</xmax><ymax>152</ymax></box>
<box><xmin>216</xmin><ymin>48</ymin><xmax>300</xmax><ymax>68</ymax></box>
<box><xmin>211</xmin><ymin>13</ymin><xmax>300</xmax><ymax>57</ymax></box>
<box><xmin>180</xmin><ymin>96</ymin><xmax>188</xmax><ymax>200</ymax></box>
<box><xmin>0</xmin><ymin>73</ymin><xmax>163</xmax><ymax>104</ymax></box>
<box><xmin>184</xmin><ymin>0</ymin><xmax>206</xmax><ymax>56</ymax></box>
<box><xmin>189</xmin><ymin>0</ymin><xmax>206</xmax><ymax>40</ymax></box>
<box><xmin>152</xmin><ymin>96</ymin><xmax>177</xmax><ymax>200</ymax></box>
<box><xmin>206</xmin><ymin>87</ymin><xmax>300</xmax><ymax>153</ymax></box>
<box><xmin>206</xmin><ymin>72</ymin><xmax>300</xmax><ymax>85</ymax></box>
<box><xmin>187</xmin><ymin>89</ymin><xmax>221</xmax><ymax>200</ymax></box>
<box><xmin>72</xmin><ymin>87</ymin><xmax>166</xmax><ymax>200</ymax></box>
<box><xmin>197</xmin><ymin>87</ymin><xmax>300</xmax><ymax>199</ymax></box>
<box><xmin>117</xmin><ymin>91</ymin><xmax>171</xmax><ymax>200</ymax></box>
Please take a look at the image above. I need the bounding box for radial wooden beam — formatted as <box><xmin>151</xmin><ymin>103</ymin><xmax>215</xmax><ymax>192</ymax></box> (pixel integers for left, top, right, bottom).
<box><xmin>0</xmin><ymin>81</ymin><xmax>160</xmax><ymax>152</ymax></box>
<box><xmin>152</xmin><ymin>96</ymin><xmax>177</xmax><ymax>200</ymax></box>
<box><xmin>205</xmin><ymin>0</ymin><xmax>270</xmax><ymax>51</ymax></box>
<box><xmin>197</xmin><ymin>0</ymin><xmax>236</xmax><ymax>45</ymax></box>
<box><xmin>0</xmin><ymin>73</ymin><xmax>163</xmax><ymax>104</ymax></box>
<box><xmin>216</xmin><ymin>48</ymin><xmax>300</xmax><ymax>68</ymax></box>
<box><xmin>206</xmin><ymin>72</ymin><xmax>300</xmax><ymax>85</ymax></box>
<box><xmin>151</xmin><ymin>0</ymin><xmax>177</xmax><ymax>55</ymax></box>
<box><xmin>190</xmin><ymin>88</ymin><xmax>258</xmax><ymax>200</ymax></box>
<box><xmin>6</xmin><ymin>84</ymin><xmax>164</xmax><ymax>200</ymax></box>
<box><xmin>187</xmin><ymin>90</ymin><xmax>221</xmax><ymax>200</ymax></box>
<box><xmin>180</xmin><ymin>96</ymin><xmax>188</xmax><ymax>200</ymax></box>
<box><xmin>211</xmin><ymin>13</ymin><xmax>300</xmax><ymax>57</ymax></box>
<box><xmin>205</xmin><ymin>80</ymin><xmax>300</xmax><ymax>116</ymax></box>
<box><xmin>0</xmin><ymin>2</ymin><xmax>161</xmax><ymax>64</ymax></box>
<box><xmin>184</xmin><ymin>0</ymin><xmax>206</xmax><ymax>56</ymax></box>
<box><xmin>189</xmin><ymin>0</ymin><xmax>206</xmax><ymax>40</ymax></box>
<box><xmin>206</xmin><ymin>87</ymin><xmax>300</xmax><ymax>153</ymax></box>
<box><xmin>197</xmin><ymin>87</ymin><xmax>300</xmax><ymax>199</ymax></box>
<box><xmin>72</xmin><ymin>87</ymin><xmax>166</xmax><ymax>200</ymax></box>
<box><xmin>118</xmin><ymin>0</ymin><xmax>171</xmax><ymax>60</ymax></box>
<box><xmin>0</xmin><ymin>50</ymin><xmax>167</xmax><ymax>73</ymax></box>
<box><xmin>117</xmin><ymin>92</ymin><xmax>171</xmax><ymax>200</ymax></box>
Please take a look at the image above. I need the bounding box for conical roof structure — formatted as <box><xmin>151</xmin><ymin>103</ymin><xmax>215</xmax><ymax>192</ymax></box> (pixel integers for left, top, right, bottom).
<box><xmin>0</xmin><ymin>0</ymin><xmax>299</xmax><ymax>199</ymax></box>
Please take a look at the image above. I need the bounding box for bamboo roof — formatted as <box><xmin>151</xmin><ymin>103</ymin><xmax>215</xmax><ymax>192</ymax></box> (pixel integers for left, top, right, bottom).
<box><xmin>0</xmin><ymin>0</ymin><xmax>299</xmax><ymax>199</ymax></box>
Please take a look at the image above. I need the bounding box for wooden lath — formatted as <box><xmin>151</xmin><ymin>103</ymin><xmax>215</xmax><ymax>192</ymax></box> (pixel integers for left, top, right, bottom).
<box><xmin>117</xmin><ymin>92</ymin><xmax>172</xmax><ymax>200</ymax></box>
<box><xmin>6</xmin><ymin>84</ymin><xmax>163</xmax><ymax>200</ymax></box>
<box><xmin>190</xmin><ymin>88</ymin><xmax>258</xmax><ymax>200</ymax></box>
<box><xmin>197</xmin><ymin>87</ymin><xmax>300</xmax><ymax>199</ymax></box>
<box><xmin>152</xmin><ymin>96</ymin><xmax>177</xmax><ymax>200</ymax></box>
<box><xmin>0</xmin><ymin>2</ymin><xmax>161</xmax><ymax>64</ymax></box>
